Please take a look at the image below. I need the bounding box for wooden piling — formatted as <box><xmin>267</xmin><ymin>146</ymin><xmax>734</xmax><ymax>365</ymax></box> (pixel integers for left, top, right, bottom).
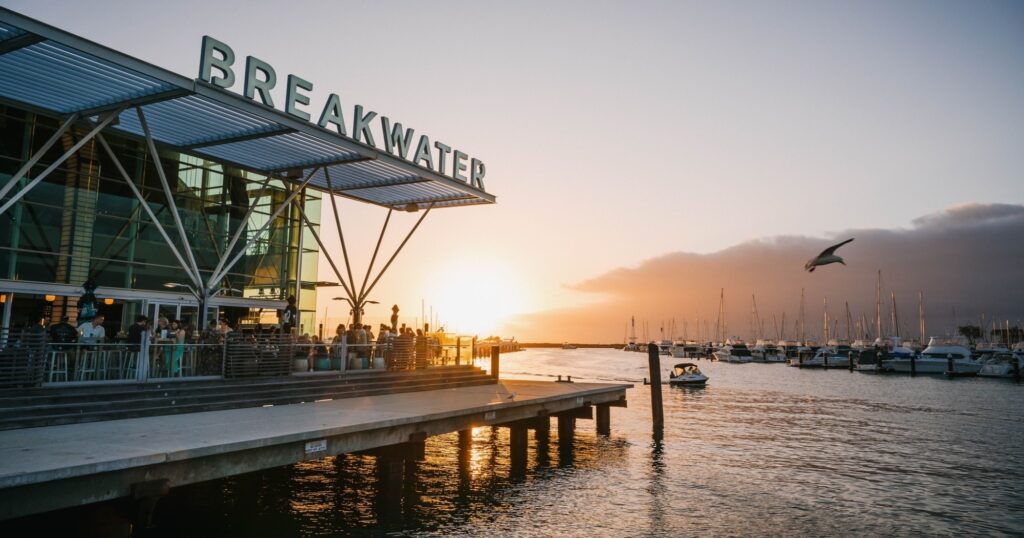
<box><xmin>490</xmin><ymin>346</ymin><xmax>500</xmax><ymax>379</ymax></box>
<box><xmin>1015</xmin><ymin>356</ymin><xmax>1021</xmax><ymax>383</ymax></box>
<box><xmin>557</xmin><ymin>415</ymin><xmax>575</xmax><ymax>446</ymax></box>
<box><xmin>509</xmin><ymin>423</ymin><xmax>528</xmax><ymax>477</ymax></box>
<box><xmin>456</xmin><ymin>337</ymin><xmax>461</xmax><ymax>365</ymax></box>
<box><xmin>848</xmin><ymin>351</ymin><xmax>854</xmax><ymax>371</ymax></box>
<box><xmin>596</xmin><ymin>403</ymin><xmax>611</xmax><ymax>436</ymax></box>
<box><xmin>910</xmin><ymin>354</ymin><xmax>916</xmax><ymax>376</ymax></box>
<box><xmin>647</xmin><ymin>343</ymin><xmax>664</xmax><ymax>433</ymax></box>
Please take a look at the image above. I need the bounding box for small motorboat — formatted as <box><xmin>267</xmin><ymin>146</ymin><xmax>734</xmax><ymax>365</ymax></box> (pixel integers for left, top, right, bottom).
<box><xmin>669</xmin><ymin>363</ymin><xmax>708</xmax><ymax>386</ymax></box>
<box><xmin>561</xmin><ymin>342</ymin><xmax>578</xmax><ymax>350</ymax></box>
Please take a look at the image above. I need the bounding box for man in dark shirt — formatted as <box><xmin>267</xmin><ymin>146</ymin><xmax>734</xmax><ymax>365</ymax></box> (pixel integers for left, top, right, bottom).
<box><xmin>49</xmin><ymin>316</ymin><xmax>77</xmax><ymax>348</ymax></box>
<box><xmin>126</xmin><ymin>315</ymin><xmax>148</xmax><ymax>350</ymax></box>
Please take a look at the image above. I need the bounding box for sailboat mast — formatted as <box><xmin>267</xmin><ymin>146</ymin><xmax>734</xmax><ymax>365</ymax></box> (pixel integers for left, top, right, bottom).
<box><xmin>918</xmin><ymin>291</ymin><xmax>926</xmax><ymax>345</ymax></box>
<box><xmin>875</xmin><ymin>270</ymin><xmax>882</xmax><ymax>340</ymax></box>
<box><xmin>845</xmin><ymin>301</ymin><xmax>852</xmax><ymax>341</ymax></box>
<box><xmin>891</xmin><ymin>291</ymin><xmax>900</xmax><ymax>339</ymax></box>
<box><xmin>823</xmin><ymin>297</ymin><xmax>829</xmax><ymax>343</ymax></box>
<box><xmin>799</xmin><ymin>288</ymin><xmax>806</xmax><ymax>344</ymax></box>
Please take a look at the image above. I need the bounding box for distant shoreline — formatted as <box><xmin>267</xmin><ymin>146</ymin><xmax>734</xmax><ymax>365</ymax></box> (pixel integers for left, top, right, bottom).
<box><xmin>521</xmin><ymin>343</ymin><xmax>623</xmax><ymax>349</ymax></box>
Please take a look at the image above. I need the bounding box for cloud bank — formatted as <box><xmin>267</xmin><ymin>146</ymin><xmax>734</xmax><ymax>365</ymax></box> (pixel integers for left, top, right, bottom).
<box><xmin>507</xmin><ymin>203</ymin><xmax>1024</xmax><ymax>343</ymax></box>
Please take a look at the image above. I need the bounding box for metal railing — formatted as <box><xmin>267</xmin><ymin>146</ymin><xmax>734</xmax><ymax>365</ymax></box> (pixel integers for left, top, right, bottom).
<box><xmin>289</xmin><ymin>336</ymin><xmax>475</xmax><ymax>373</ymax></box>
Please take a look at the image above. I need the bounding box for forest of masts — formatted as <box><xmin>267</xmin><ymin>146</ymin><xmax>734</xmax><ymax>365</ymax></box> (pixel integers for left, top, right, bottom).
<box><xmin>628</xmin><ymin>270</ymin><xmax>1022</xmax><ymax>346</ymax></box>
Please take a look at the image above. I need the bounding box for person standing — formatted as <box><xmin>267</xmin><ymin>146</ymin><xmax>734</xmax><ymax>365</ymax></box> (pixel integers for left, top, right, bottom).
<box><xmin>127</xmin><ymin>315</ymin><xmax>148</xmax><ymax>351</ymax></box>
<box><xmin>281</xmin><ymin>295</ymin><xmax>298</xmax><ymax>335</ymax></box>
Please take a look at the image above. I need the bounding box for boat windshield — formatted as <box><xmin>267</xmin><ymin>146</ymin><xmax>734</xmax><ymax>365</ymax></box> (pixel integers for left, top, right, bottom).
<box><xmin>733</xmin><ymin>349</ymin><xmax>752</xmax><ymax>357</ymax></box>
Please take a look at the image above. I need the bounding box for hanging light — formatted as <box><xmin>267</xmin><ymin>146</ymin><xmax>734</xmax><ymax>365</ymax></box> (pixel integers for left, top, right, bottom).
<box><xmin>103</xmin><ymin>298</ymin><xmax>114</xmax><ymax>305</ymax></box>
<box><xmin>44</xmin><ymin>294</ymin><xmax>56</xmax><ymax>302</ymax></box>
<box><xmin>0</xmin><ymin>294</ymin><xmax>6</xmax><ymax>303</ymax></box>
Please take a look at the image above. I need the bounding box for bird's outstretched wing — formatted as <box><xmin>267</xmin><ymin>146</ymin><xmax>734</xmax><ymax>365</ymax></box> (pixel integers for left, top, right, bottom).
<box><xmin>817</xmin><ymin>238</ymin><xmax>854</xmax><ymax>258</ymax></box>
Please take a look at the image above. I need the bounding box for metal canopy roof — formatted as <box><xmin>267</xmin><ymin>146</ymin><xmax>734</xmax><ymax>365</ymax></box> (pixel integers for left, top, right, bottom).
<box><xmin>0</xmin><ymin>8</ymin><xmax>495</xmax><ymax>210</ymax></box>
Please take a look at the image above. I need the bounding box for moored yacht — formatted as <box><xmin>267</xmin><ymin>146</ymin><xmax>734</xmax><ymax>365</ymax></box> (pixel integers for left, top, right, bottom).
<box><xmin>751</xmin><ymin>340</ymin><xmax>787</xmax><ymax>363</ymax></box>
<box><xmin>888</xmin><ymin>336</ymin><xmax>981</xmax><ymax>374</ymax></box>
<box><xmin>671</xmin><ymin>342</ymin><xmax>704</xmax><ymax>359</ymax></box>
<box><xmin>978</xmin><ymin>352</ymin><xmax>1021</xmax><ymax>378</ymax></box>
<box><xmin>714</xmin><ymin>340</ymin><xmax>753</xmax><ymax>363</ymax></box>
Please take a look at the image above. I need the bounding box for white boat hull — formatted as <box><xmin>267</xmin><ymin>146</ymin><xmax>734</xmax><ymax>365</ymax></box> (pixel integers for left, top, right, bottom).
<box><xmin>888</xmin><ymin>358</ymin><xmax>982</xmax><ymax>374</ymax></box>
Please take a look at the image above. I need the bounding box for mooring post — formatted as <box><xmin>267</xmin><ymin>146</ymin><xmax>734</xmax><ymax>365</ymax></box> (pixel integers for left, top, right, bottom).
<box><xmin>848</xmin><ymin>351</ymin><xmax>855</xmax><ymax>371</ymax></box>
<box><xmin>947</xmin><ymin>355</ymin><xmax>954</xmax><ymax>377</ymax></box>
<box><xmin>596</xmin><ymin>403</ymin><xmax>611</xmax><ymax>436</ymax></box>
<box><xmin>910</xmin><ymin>354</ymin><xmax>917</xmax><ymax>376</ymax></box>
<box><xmin>647</xmin><ymin>343</ymin><xmax>664</xmax><ymax>433</ymax></box>
<box><xmin>456</xmin><ymin>336</ymin><xmax>461</xmax><ymax>365</ymax></box>
<box><xmin>509</xmin><ymin>423</ymin><xmax>528</xmax><ymax>478</ymax></box>
<box><xmin>1014</xmin><ymin>356</ymin><xmax>1021</xmax><ymax>383</ymax></box>
<box><xmin>823</xmin><ymin>353</ymin><xmax>829</xmax><ymax>369</ymax></box>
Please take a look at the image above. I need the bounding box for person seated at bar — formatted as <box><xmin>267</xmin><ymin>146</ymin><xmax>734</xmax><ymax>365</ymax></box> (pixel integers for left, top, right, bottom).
<box><xmin>78</xmin><ymin>313</ymin><xmax>105</xmax><ymax>343</ymax></box>
<box><xmin>50</xmin><ymin>315</ymin><xmax>78</xmax><ymax>349</ymax></box>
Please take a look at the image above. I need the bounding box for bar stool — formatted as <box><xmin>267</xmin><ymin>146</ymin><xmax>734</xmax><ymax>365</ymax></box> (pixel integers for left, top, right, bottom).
<box><xmin>123</xmin><ymin>350</ymin><xmax>139</xmax><ymax>379</ymax></box>
<box><xmin>102</xmin><ymin>348</ymin><xmax>124</xmax><ymax>380</ymax></box>
<box><xmin>179</xmin><ymin>347</ymin><xmax>195</xmax><ymax>377</ymax></box>
<box><xmin>77</xmin><ymin>349</ymin><xmax>99</xmax><ymax>381</ymax></box>
<box><xmin>47</xmin><ymin>350</ymin><xmax>69</xmax><ymax>382</ymax></box>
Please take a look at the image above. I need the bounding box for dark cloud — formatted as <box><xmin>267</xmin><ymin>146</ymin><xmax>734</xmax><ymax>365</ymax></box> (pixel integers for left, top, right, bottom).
<box><xmin>508</xmin><ymin>203</ymin><xmax>1024</xmax><ymax>343</ymax></box>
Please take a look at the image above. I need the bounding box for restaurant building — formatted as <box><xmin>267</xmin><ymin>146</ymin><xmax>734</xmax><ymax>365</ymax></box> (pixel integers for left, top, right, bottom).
<box><xmin>0</xmin><ymin>7</ymin><xmax>494</xmax><ymax>382</ymax></box>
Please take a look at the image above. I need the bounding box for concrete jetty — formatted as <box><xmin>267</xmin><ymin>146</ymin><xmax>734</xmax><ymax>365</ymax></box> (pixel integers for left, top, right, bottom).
<box><xmin>0</xmin><ymin>379</ymin><xmax>629</xmax><ymax>520</ymax></box>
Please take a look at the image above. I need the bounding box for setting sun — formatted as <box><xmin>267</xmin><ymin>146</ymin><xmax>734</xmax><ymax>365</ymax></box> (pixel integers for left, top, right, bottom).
<box><xmin>426</xmin><ymin>260</ymin><xmax>529</xmax><ymax>335</ymax></box>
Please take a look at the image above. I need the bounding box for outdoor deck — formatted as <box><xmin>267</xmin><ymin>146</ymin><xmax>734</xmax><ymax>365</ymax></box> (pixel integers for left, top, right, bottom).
<box><xmin>0</xmin><ymin>379</ymin><xmax>629</xmax><ymax>520</ymax></box>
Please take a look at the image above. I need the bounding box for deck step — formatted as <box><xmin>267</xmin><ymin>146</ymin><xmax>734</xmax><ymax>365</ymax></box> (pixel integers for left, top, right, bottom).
<box><xmin>0</xmin><ymin>367</ymin><xmax>485</xmax><ymax>407</ymax></box>
<box><xmin>0</xmin><ymin>366</ymin><xmax>495</xmax><ymax>430</ymax></box>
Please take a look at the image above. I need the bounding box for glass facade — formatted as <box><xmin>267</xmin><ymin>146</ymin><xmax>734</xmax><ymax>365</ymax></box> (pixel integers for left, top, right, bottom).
<box><xmin>0</xmin><ymin>104</ymin><xmax>320</xmax><ymax>334</ymax></box>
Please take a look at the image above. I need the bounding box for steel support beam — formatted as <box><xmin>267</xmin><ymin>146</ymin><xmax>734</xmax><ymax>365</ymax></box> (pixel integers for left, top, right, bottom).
<box><xmin>294</xmin><ymin>203</ymin><xmax>356</xmax><ymax>303</ymax></box>
<box><xmin>360</xmin><ymin>203</ymin><xmax>434</xmax><ymax>303</ymax></box>
<box><xmin>0</xmin><ymin>110</ymin><xmax>121</xmax><ymax>217</ymax></box>
<box><xmin>138</xmin><ymin>107</ymin><xmax>202</xmax><ymax>287</ymax></box>
<box><xmin>96</xmin><ymin>133</ymin><xmax>198</xmax><ymax>288</ymax></box>
<box><xmin>357</xmin><ymin>208</ymin><xmax>391</xmax><ymax>302</ymax></box>
<box><xmin>207</xmin><ymin>167</ymin><xmax>321</xmax><ymax>288</ymax></box>
<box><xmin>0</xmin><ymin>32</ymin><xmax>43</xmax><ymax>55</ymax></box>
<box><xmin>322</xmin><ymin>168</ymin><xmax>356</xmax><ymax>296</ymax></box>
<box><xmin>0</xmin><ymin>113</ymin><xmax>77</xmax><ymax>204</ymax></box>
<box><xmin>205</xmin><ymin>174</ymin><xmax>275</xmax><ymax>289</ymax></box>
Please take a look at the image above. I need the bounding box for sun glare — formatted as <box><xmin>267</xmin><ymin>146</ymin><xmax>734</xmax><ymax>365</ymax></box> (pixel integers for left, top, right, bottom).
<box><xmin>428</xmin><ymin>261</ymin><xmax>528</xmax><ymax>335</ymax></box>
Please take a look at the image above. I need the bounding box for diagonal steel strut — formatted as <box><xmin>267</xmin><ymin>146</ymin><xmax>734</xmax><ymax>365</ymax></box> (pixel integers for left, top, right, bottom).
<box><xmin>137</xmin><ymin>107</ymin><xmax>202</xmax><ymax>287</ymax></box>
<box><xmin>207</xmin><ymin>167</ymin><xmax>321</xmax><ymax>289</ymax></box>
<box><xmin>0</xmin><ymin>111</ymin><xmax>122</xmax><ymax>217</ymax></box>
<box><xmin>96</xmin><ymin>133</ymin><xmax>202</xmax><ymax>289</ymax></box>
<box><xmin>360</xmin><ymin>203</ymin><xmax>434</xmax><ymax>303</ymax></box>
<box><xmin>293</xmin><ymin>202</ymin><xmax>355</xmax><ymax>303</ymax></box>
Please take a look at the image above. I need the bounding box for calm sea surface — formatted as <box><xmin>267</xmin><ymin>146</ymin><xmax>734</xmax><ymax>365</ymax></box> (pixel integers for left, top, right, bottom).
<box><xmin>149</xmin><ymin>349</ymin><xmax>1022</xmax><ymax>536</ymax></box>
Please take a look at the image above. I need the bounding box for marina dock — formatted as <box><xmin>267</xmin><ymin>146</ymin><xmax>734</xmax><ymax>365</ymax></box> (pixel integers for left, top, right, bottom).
<box><xmin>0</xmin><ymin>379</ymin><xmax>629</xmax><ymax>521</ymax></box>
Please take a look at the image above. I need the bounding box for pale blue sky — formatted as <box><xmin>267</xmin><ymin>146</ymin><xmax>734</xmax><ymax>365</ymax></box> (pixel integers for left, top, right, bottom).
<box><xmin>4</xmin><ymin>0</ymin><xmax>1022</xmax><ymax>333</ymax></box>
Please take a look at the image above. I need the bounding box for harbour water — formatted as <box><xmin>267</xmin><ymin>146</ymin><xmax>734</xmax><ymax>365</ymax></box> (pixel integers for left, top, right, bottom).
<box><xmin>142</xmin><ymin>349</ymin><xmax>1023</xmax><ymax>536</ymax></box>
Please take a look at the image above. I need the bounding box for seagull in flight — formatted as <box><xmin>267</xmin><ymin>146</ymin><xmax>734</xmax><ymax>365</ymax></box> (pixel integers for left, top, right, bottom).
<box><xmin>804</xmin><ymin>238</ymin><xmax>854</xmax><ymax>272</ymax></box>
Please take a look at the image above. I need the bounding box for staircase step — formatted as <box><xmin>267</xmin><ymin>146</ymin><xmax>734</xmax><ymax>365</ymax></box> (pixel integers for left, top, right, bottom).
<box><xmin>0</xmin><ymin>366</ymin><xmax>485</xmax><ymax>407</ymax></box>
<box><xmin>0</xmin><ymin>377</ymin><xmax>497</xmax><ymax>430</ymax></box>
<box><xmin>0</xmin><ymin>373</ymin><xmax>494</xmax><ymax>419</ymax></box>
